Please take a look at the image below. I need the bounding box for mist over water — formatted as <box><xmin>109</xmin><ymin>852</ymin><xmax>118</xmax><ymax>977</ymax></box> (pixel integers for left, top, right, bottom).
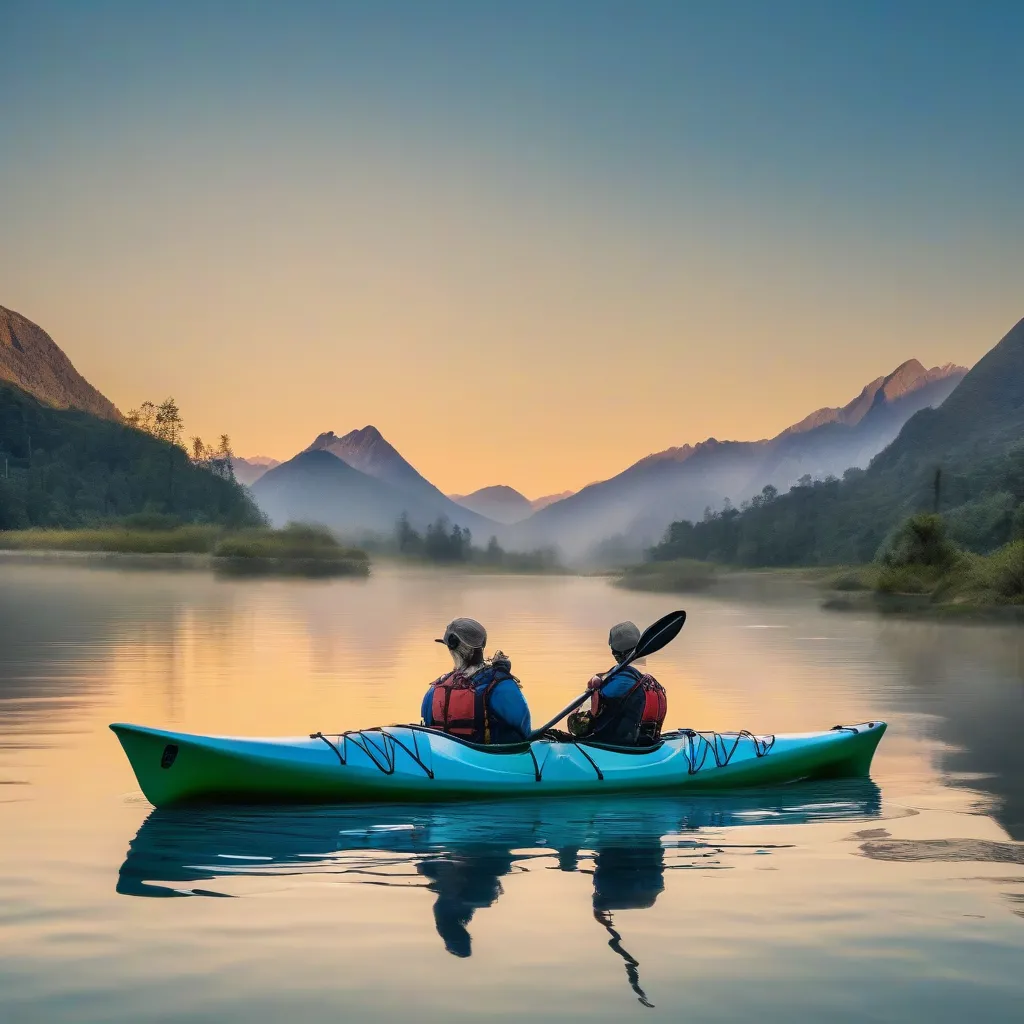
<box><xmin>1</xmin><ymin>560</ymin><xmax>1022</xmax><ymax>1022</ymax></box>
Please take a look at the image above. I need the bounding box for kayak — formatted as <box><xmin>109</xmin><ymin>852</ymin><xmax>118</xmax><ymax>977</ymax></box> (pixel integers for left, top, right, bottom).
<box><xmin>111</xmin><ymin>720</ymin><xmax>886</xmax><ymax>808</ymax></box>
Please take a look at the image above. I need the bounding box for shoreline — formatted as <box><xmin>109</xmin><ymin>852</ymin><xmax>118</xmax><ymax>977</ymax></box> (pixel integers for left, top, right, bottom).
<box><xmin>0</xmin><ymin>548</ymin><xmax>370</xmax><ymax>578</ymax></box>
<box><xmin>615</xmin><ymin>558</ymin><xmax>1024</xmax><ymax>622</ymax></box>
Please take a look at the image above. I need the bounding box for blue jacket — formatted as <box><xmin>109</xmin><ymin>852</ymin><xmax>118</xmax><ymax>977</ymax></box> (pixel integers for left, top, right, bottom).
<box><xmin>421</xmin><ymin>670</ymin><xmax>532</xmax><ymax>744</ymax></box>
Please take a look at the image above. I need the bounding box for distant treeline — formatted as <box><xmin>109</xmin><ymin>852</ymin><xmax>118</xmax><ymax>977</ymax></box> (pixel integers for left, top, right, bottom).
<box><xmin>648</xmin><ymin>444</ymin><xmax>1024</xmax><ymax>568</ymax></box>
<box><xmin>0</xmin><ymin>384</ymin><xmax>263</xmax><ymax>530</ymax></box>
<box><xmin>387</xmin><ymin>512</ymin><xmax>561</xmax><ymax>571</ymax></box>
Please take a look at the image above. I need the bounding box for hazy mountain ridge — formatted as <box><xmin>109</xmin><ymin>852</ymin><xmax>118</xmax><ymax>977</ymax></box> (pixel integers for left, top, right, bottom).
<box><xmin>532</xmin><ymin>490</ymin><xmax>574</xmax><ymax>510</ymax></box>
<box><xmin>450</xmin><ymin>485</ymin><xmax>535</xmax><ymax>524</ymax></box>
<box><xmin>449</xmin><ymin>485</ymin><xmax>577</xmax><ymax>523</ymax></box>
<box><xmin>510</xmin><ymin>360</ymin><xmax>967</xmax><ymax>559</ymax></box>
<box><xmin>231</xmin><ymin>456</ymin><xmax>281</xmax><ymax>487</ymax></box>
<box><xmin>782</xmin><ymin>359</ymin><xmax>966</xmax><ymax>436</ymax></box>
<box><xmin>255</xmin><ymin>427</ymin><xmax>499</xmax><ymax>538</ymax></box>
<box><xmin>0</xmin><ymin>305</ymin><xmax>121</xmax><ymax>421</ymax></box>
<box><xmin>648</xmin><ymin>316</ymin><xmax>1024</xmax><ymax>567</ymax></box>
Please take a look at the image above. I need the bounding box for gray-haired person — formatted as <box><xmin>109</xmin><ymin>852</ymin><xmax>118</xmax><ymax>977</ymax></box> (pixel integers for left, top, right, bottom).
<box><xmin>420</xmin><ymin>617</ymin><xmax>532</xmax><ymax>744</ymax></box>
<box><xmin>568</xmin><ymin>621</ymin><xmax>668</xmax><ymax>746</ymax></box>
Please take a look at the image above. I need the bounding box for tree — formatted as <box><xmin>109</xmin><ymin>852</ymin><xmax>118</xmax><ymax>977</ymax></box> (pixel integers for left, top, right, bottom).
<box><xmin>126</xmin><ymin>401</ymin><xmax>157</xmax><ymax>434</ymax></box>
<box><xmin>217</xmin><ymin>435</ymin><xmax>235</xmax><ymax>481</ymax></box>
<box><xmin>395</xmin><ymin>512</ymin><xmax>422</xmax><ymax>554</ymax></box>
<box><xmin>154</xmin><ymin>398</ymin><xmax>184</xmax><ymax>448</ymax></box>
<box><xmin>485</xmin><ymin>535</ymin><xmax>503</xmax><ymax>563</ymax></box>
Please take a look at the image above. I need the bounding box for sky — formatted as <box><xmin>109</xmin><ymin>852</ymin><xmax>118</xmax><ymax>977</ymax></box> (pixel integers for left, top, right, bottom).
<box><xmin>1</xmin><ymin>1</ymin><xmax>1022</xmax><ymax>496</ymax></box>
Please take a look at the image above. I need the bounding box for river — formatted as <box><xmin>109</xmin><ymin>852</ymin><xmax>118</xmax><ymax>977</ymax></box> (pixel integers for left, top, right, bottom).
<box><xmin>1</xmin><ymin>559</ymin><xmax>1022</xmax><ymax>1021</ymax></box>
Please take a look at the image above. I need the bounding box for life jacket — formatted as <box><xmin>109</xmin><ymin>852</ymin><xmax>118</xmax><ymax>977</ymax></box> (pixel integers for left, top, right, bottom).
<box><xmin>429</xmin><ymin>664</ymin><xmax>517</xmax><ymax>744</ymax></box>
<box><xmin>591</xmin><ymin>665</ymin><xmax>668</xmax><ymax>743</ymax></box>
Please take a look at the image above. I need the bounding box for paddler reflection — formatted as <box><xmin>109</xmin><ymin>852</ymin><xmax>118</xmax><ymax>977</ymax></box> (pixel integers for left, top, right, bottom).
<box><xmin>116</xmin><ymin>782</ymin><xmax>881</xmax><ymax>1001</ymax></box>
<box><xmin>556</xmin><ymin>836</ymin><xmax>664</xmax><ymax>1006</ymax></box>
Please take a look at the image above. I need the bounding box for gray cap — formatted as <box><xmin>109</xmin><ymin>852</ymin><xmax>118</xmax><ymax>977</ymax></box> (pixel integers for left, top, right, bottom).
<box><xmin>608</xmin><ymin>620</ymin><xmax>641</xmax><ymax>654</ymax></box>
<box><xmin>436</xmin><ymin>617</ymin><xmax>487</xmax><ymax>649</ymax></box>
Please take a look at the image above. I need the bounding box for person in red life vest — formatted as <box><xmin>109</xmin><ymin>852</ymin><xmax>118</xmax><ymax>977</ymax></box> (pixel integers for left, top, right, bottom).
<box><xmin>420</xmin><ymin>617</ymin><xmax>532</xmax><ymax>744</ymax></box>
<box><xmin>567</xmin><ymin>621</ymin><xmax>668</xmax><ymax>746</ymax></box>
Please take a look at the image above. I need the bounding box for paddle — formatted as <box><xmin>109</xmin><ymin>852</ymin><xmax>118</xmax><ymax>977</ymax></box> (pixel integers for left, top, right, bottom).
<box><xmin>526</xmin><ymin>609</ymin><xmax>686</xmax><ymax>741</ymax></box>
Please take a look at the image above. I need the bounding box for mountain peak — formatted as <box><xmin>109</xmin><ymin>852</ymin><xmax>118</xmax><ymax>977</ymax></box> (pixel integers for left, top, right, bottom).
<box><xmin>782</xmin><ymin>359</ymin><xmax>967</xmax><ymax>436</ymax></box>
<box><xmin>305</xmin><ymin>424</ymin><xmax>432</xmax><ymax>490</ymax></box>
<box><xmin>450</xmin><ymin>484</ymin><xmax>534</xmax><ymax>524</ymax></box>
<box><xmin>341</xmin><ymin>425</ymin><xmax>385</xmax><ymax>443</ymax></box>
<box><xmin>877</xmin><ymin>359</ymin><xmax>927</xmax><ymax>402</ymax></box>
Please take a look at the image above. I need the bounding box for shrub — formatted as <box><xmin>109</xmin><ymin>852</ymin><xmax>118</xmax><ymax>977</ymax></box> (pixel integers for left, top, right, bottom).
<box><xmin>880</xmin><ymin>514</ymin><xmax>959</xmax><ymax>569</ymax></box>
<box><xmin>617</xmin><ymin>558</ymin><xmax>718</xmax><ymax>593</ymax></box>
<box><xmin>968</xmin><ymin>540</ymin><xmax>1024</xmax><ymax>604</ymax></box>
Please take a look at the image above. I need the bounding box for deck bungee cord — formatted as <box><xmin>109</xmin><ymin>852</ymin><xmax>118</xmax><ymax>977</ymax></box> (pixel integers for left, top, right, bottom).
<box><xmin>309</xmin><ymin>724</ymin><xmax>778</xmax><ymax>783</ymax></box>
<box><xmin>674</xmin><ymin>729</ymin><xmax>777</xmax><ymax>775</ymax></box>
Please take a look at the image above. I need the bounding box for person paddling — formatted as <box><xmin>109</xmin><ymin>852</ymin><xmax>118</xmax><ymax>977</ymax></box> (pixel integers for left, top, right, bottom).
<box><xmin>421</xmin><ymin>618</ymin><xmax>531</xmax><ymax>744</ymax></box>
<box><xmin>567</xmin><ymin>621</ymin><xmax>668</xmax><ymax>746</ymax></box>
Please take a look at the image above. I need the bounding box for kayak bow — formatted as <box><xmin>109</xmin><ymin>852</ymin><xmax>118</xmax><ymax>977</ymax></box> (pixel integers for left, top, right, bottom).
<box><xmin>111</xmin><ymin>720</ymin><xmax>886</xmax><ymax>808</ymax></box>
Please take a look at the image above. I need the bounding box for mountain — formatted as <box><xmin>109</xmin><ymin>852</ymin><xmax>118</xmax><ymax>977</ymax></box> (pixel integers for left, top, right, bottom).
<box><xmin>251</xmin><ymin>450</ymin><xmax>420</xmax><ymax>534</ymax></box>
<box><xmin>307</xmin><ymin>426</ymin><xmax>433</xmax><ymax>490</ymax></box>
<box><xmin>450</xmin><ymin>485</ymin><xmax>535</xmax><ymax>524</ymax></box>
<box><xmin>254</xmin><ymin>428</ymin><xmax>499</xmax><ymax>538</ymax></box>
<box><xmin>1</xmin><ymin>305</ymin><xmax>121</xmax><ymax>421</ymax></box>
<box><xmin>450</xmin><ymin>486</ymin><xmax>578</xmax><ymax>522</ymax></box>
<box><xmin>868</xmin><ymin>322</ymin><xmax>1023</xmax><ymax>474</ymax></box>
<box><xmin>531</xmin><ymin>491</ymin><xmax>574</xmax><ymax>511</ymax></box>
<box><xmin>231</xmin><ymin>456</ymin><xmax>280</xmax><ymax>487</ymax></box>
<box><xmin>782</xmin><ymin>359</ymin><xmax>964</xmax><ymax>436</ymax></box>
<box><xmin>510</xmin><ymin>359</ymin><xmax>967</xmax><ymax>561</ymax></box>
<box><xmin>649</xmin><ymin>316</ymin><xmax>1024</xmax><ymax>566</ymax></box>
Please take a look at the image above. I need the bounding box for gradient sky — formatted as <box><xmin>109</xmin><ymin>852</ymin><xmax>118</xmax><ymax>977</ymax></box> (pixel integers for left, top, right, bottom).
<box><xmin>2</xmin><ymin>1</ymin><xmax>1022</xmax><ymax>495</ymax></box>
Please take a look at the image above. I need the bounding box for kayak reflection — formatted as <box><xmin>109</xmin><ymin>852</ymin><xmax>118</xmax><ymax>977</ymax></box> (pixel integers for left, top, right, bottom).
<box><xmin>117</xmin><ymin>781</ymin><xmax>881</xmax><ymax>1002</ymax></box>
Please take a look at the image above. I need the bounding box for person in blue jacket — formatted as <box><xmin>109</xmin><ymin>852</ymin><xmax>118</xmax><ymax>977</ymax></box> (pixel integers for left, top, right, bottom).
<box><xmin>421</xmin><ymin>617</ymin><xmax>532</xmax><ymax>744</ymax></box>
<box><xmin>568</xmin><ymin>621</ymin><xmax>668</xmax><ymax>746</ymax></box>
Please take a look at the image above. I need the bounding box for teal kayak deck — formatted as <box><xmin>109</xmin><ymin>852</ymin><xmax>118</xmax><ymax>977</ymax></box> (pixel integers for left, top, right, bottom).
<box><xmin>111</xmin><ymin>721</ymin><xmax>886</xmax><ymax>808</ymax></box>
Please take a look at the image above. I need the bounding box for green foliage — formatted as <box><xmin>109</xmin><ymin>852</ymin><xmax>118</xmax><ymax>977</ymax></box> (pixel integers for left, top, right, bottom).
<box><xmin>880</xmin><ymin>513</ymin><xmax>958</xmax><ymax>569</ymax></box>
<box><xmin>389</xmin><ymin>515</ymin><xmax>560</xmax><ymax>571</ymax></box>
<box><xmin>0</xmin><ymin>525</ymin><xmax>219</xmax><ymax>553</ymax></box>
<box><xmin>874</xmin><ymin>563</ymin><xmax>949</xmax><ymax>595</ymax></box>
<box><xmin>944</xmin><ymin>492</ymin><xmax>1017</xmax><ymax>551</ymax></box>
<box><xmin>478</xmin><ymin>535</ymin><xmax>561</xmax><ymax>572</ymax></box>
<box><xmin>214</xmin><ymin>523</ymin><xmax>367</xmax><ymax>565</ymax></box>
<box><xmin>0</xmin><ymin>382</ymin><xmax>263</xmax><ymax>528</ymax></box>
<box><xmin>0</xmin><ymin>521</ymin><xmax>371</xmax><ymax>577</ymax></box>
<box><xmin>817</xmin><ymin>514</ymin><xmax>1024</xmax><ymax>607</ymax></box>
<box><xmin>974</xmin><ymin>540</ymin><xmax>1024</xmax><ymax>603</ymax></box>
<box><xmin>830</xmin><ymin>569</ymin><xmax>874</xmax><ymax>592</ymax></box>
<box><xmin>648</xmin><ymin>442</ymin><xmax>1024</xmax><ymax>568</ymax></box>
<box><xmin>616</xmin><ymin>558</ymin><xmax>718</xmax><ymax>593</ymax></box>
<box><xmin>424</xmin><ymin>516</ymin><xmax>472</xmax><ymax>562</ymax></box>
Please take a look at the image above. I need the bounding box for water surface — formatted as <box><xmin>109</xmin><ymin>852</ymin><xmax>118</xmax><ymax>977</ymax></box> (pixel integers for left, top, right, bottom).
<box><xmin>1</xmin><ymin>561</ymin><xmax>1022</xmax><ymax>1021</ymax></box>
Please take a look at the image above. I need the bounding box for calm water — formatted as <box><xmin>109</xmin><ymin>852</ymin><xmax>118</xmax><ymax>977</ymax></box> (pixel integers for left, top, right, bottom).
<box><xmin>1</xmin><ymin>559</ymin><xmax>1023</xmax><ymax>1022</ymax></box>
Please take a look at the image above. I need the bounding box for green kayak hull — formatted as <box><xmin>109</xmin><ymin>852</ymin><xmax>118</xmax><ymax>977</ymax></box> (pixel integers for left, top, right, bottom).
<box><xmin>111</xmin><ymin>720</ymin><xmax>886</xmax><ymax>808</ymax></box>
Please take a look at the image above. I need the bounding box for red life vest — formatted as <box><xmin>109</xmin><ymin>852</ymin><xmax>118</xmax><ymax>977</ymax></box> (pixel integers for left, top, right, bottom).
<box><xmin>591</xmin><ymin>668</ymin><xmax>668</xmax><ymax>742</ymax></box>
<box><xmin>429</xmin><ymin>668</ymin><xmax>503</xmax><ymax>744</ymax></box>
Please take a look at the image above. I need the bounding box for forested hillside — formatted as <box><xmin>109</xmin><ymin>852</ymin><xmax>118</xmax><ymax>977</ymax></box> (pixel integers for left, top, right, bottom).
<box><xmin>0</xmin><ymin>382</ymin><xmax>262</xmax><ymax>529</ymax></box>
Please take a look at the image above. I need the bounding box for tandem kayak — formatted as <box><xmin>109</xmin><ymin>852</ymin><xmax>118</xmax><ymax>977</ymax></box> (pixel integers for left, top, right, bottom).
<box><xmin>111</xmin><ymin>720</ymin><xmax>886</xmax><ymax>808</ymax></box>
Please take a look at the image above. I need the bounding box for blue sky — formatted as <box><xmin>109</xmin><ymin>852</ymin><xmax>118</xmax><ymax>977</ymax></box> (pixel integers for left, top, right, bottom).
<box><xmin>2</xmin><ymin>1</ymin><xmax>1021</xmax><ymax>491</ymax></box>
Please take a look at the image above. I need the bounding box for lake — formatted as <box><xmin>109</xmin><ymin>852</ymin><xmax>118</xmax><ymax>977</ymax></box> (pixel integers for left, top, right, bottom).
<box><xmin>1</xmin><ymin>559</ymin><xmax>1022</xmax><ymax>1022</ymax></box>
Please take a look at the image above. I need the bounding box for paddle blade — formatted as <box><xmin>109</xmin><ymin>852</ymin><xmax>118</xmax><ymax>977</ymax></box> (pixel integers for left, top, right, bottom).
<box><xmin>631</xmin><ymin>609</ymin><xmax>686</xmax><ymax>661</ymax></box>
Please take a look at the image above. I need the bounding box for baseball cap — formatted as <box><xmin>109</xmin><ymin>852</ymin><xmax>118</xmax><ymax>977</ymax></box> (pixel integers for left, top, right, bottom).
<box><xmin>435</xmin><ymin>617</ymin><xmax>488</xmax><ymax>649</ymax></box>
